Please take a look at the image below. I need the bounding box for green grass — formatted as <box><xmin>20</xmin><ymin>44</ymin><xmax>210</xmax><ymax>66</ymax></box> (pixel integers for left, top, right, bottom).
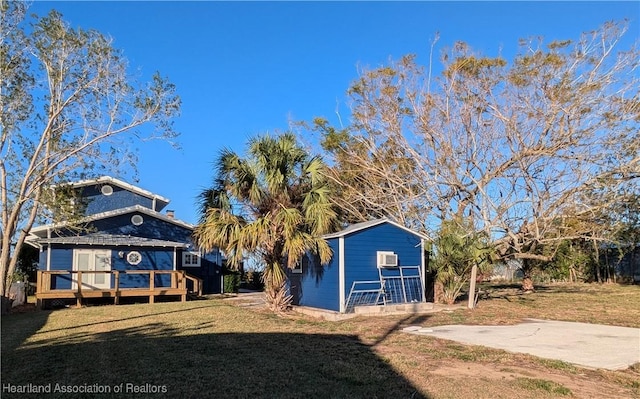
<box><xmin>2</xmin><ymin>301</ymin><xmax>424</xmax><ymax>399</ymax></box>
<box><xmin>515</xmin><ymin>377</ymin><xmax>573</xmax><ymax>396</ymax></box>
<box><xmin>2</xmin><ymin>283</ymin><xmax>640</xmax><ymax>399</ymax></box>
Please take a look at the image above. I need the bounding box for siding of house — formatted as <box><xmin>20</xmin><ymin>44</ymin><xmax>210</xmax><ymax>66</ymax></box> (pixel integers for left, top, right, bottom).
<box><xmin>295</xmin><ymin>239</ymin><xmax>340</xmax><ymax>311</ymax></box>
<box><xmin>79</xmin><ymin>185</ymin><xmax>154</xmax><ymax>216</ymax></box>
<box><xmin>177</xmin><ymin>251</ymin><xmax>222</xmax><ymax>294</ymax></box>
<box><xmin>44</xmin><ymin>246</ymin><xmax>175</xmax><ymax>289</ymax></box>
<box><xmin>49</xmin><ymin>247</ymin><xmax>74</xmax><ymax>289</ymax></box>
<box><xmin>113</xmin><ymin>247</ymin><xmax>174</xmax><ymax>288</ymax></box>
<box><xmin>31</xmin><ymin>177</ymin><xmax>224</xmax><ymax>296</ymax></box>
<box><xmin>343</xmin><ymin>223</ymin><xmax>423</xmax><ymax>303</ymax></box>
<box><xmin>91</xmin><ymin>213</ymin><xmax>192</xmax><ymax>242</ymax></box>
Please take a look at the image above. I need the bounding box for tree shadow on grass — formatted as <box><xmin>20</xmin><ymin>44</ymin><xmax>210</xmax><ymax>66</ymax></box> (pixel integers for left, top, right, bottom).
<box><xmin>1</xmin><ymin>309</ymin><xmax>51</xmax><ymax>352</ymax></box>
<box><xmin>2</xmin><ymin>321</ymin><xmax>430</xmax><ymax>399</ymax></box>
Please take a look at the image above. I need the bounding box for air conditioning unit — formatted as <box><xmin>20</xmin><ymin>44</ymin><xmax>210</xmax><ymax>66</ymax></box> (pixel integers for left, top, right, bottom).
<box><xmin>377</xmin><ymin>251</ymin><xmax>398</xmax><ymax>267</ymax></box>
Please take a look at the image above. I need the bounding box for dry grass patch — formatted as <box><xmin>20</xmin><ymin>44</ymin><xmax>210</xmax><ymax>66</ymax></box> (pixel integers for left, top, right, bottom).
<box><xmin>2</xmin><ymin>283</ymin><xmax>639</xmax><ymax>398</ymax></box>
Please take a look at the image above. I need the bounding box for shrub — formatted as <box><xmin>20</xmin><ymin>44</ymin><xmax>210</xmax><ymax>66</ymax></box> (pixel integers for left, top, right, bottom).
<box><xmin>223</xmin><ymin>271</ymin><xmax>240</xmax><ymax>293</ymax></box>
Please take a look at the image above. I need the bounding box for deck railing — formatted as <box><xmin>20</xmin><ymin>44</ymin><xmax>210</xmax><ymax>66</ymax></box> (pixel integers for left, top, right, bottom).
<box><xmin>36</xmin><ymin>270</ymin><xmax>203</xmax><ymax>308</ymax></box>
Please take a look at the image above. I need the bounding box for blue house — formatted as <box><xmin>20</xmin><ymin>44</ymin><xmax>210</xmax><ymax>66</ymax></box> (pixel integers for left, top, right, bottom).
<box><xmin>289</xmin><ymin>218</ymin><xmax>430</xmax><ymax>313</ymax></box>
<box><xmin>27</xmin><ymin>176</ymin><xmax>222</xmax><ymax>308</ymax></box>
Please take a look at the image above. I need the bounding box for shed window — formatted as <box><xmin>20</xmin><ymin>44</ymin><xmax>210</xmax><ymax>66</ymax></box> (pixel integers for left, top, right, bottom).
<box><xmin>183</xmin><ymin>251</ymin><xmax>201</xmax><ymax>267</ymax></box>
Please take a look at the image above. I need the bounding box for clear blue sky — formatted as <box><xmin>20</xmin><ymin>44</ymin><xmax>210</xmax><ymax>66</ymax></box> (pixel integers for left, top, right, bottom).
<box><xmin>31</xmin><ymin>1</ymin><xmax>639</xmax><ymax>225</ymax></box>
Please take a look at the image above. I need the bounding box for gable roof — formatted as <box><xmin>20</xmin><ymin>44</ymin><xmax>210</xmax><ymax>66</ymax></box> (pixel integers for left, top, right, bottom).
<box><xmin>29</xmin><ymin>204</ymin><xmax>194</xmax><ymax>238</ymax></box>
<box><xmin>322</xmin><ymin>218</ymin><xmax>430</xmax><ymax>240</ymax></box>
<box><xmin>53</xmin><ymin>176</ymin><xmax>170</xmax><ymax>212</ymax></box>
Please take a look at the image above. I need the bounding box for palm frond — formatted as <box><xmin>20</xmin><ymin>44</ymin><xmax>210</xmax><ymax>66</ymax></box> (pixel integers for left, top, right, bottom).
<box><xmin>195</xmin><ymin>132</ymin><xmax>340</xmax><ymax>312</ymax></box>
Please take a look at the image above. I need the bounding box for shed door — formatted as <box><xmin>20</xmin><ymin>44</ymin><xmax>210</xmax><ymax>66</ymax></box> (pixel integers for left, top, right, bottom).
<box><xmin>73</xmin><ymin>249</ymin><xmax>111</xmax><ymax>290</ymax></box>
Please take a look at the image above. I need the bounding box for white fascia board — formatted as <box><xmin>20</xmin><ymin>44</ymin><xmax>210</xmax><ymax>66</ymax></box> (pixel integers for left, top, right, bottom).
<box><xmin>323</xmin><ymin>217</ymin><xmax>431</xmax><ymax>241</ymax></box>
<box><xmin>24</xmin><ymin>234</ymin><xmax>43</xmax><ymax>249</ymax></box>
<box><xmin>53</xmin><ymin>176</ymin><xmax>171</xmax><ymax>208</ymax></box>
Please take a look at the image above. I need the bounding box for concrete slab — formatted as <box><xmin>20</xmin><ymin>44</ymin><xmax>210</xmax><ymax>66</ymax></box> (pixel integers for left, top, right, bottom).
<box><xmin>403</xmin><ymin>319</ymin><xmax>640</xmax><ymax>370</ymax></box>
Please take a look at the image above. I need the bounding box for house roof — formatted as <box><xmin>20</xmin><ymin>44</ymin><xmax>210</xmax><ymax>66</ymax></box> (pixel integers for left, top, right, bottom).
<box><xmin>28</xmin><ymin>204</ymin><xmax>195</xmax><ymax>238</ymax></box>
<box><xmin>31</xmin><ymin>234</ymin><xmax>189</xmax><ymax>248</ymax></box>
<box><xmin>53</xmin><ymin>176</ymin><xmax>170</xmax><ymax>211</ymax></box>
<box><xmin>322</xmin><ymin>218</ymin><xmax>430</xmax><ymax>240</ymax></box>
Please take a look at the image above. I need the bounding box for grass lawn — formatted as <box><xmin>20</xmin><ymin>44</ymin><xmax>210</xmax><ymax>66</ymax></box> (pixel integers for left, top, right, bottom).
<box><xmin>1</xmin><ymin>283</ymin><xmax>639</xmax><ymax>398</ymax></box>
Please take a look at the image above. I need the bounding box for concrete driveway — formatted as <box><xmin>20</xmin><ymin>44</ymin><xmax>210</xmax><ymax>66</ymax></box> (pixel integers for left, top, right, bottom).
<box><xmin>403</xmin><ymin>319</ymin><xmax>640</xmax><ymax>370</ymax></box>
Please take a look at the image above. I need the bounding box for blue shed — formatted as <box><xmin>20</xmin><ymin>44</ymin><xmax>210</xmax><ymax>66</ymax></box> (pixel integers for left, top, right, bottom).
<box><xmin>290</xmin><ymin>218</ymin><xmax>430</xmax><ymax>313</ymax></box>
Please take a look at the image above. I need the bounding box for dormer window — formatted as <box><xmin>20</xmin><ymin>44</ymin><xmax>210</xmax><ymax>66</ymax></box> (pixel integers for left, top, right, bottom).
<box><xmin>101</xmin><ymin>185</ymin><xmax>113</xmax><ymax>196</ymax></box>
<box><xmin>131</xmin><ymin>215</ymin><xmax>144</xmax><ymax>226</ymax></box>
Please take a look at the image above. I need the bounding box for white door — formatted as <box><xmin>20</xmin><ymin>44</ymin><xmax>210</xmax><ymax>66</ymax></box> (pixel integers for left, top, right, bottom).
<box><xmin>73</xmin><ymin>249</ymin><xmax>111</xmax><ymax>290</ymax></box>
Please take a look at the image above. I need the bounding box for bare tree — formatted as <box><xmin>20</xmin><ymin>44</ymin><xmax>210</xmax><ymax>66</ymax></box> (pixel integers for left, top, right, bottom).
<box><xmin>0</xmin><ymin>3</ymin><xmax>181</xmax><ymax>298</ymax></box>
<box><xmin>317</xmin><ymin>21</ymin><xmax>639</xmax><ymax>290</ymax></box>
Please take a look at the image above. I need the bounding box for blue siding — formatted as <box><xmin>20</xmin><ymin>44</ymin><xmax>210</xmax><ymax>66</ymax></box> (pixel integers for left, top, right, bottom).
<box><xmin>90</xmin><ymin>213</ymin><xmax>192</xmax><ymax>242</ymax></box>
<box><xmin>178</xmin><ymin>250</ymin><xmax>222</xmax><ymax>294</ymax></box>
<box><xmin>112</xmin><ymin>248</ymin><xmax>173</xmax><ymax>288</ymax></box>
<box><xmin>38</xmin><ymin>251</ymin><xmax>47</xmax><ymax>269</ymax></box>
<box><xmin>295</xmin><ymin>239</ymin><xmax>340</xmax><ymax>311</ymax></box>
<box><xmin>343</xmin><ymin>223</ymin><xmax>422</xmax><ymax>304</ymax></box>
<box><xmin>49</xmin><ymin>248</ymin><xmax>74</xmax><ymax>289</ymax></box>
<box><xmin>293</xmin><ymin>222</ymin><xmax>424</xmax><ymax>312</ymax></box>
<box><xmin>44</xmin><ymin>246</ymin><xmax>174</xmax><ymax>289</ymax></box>
<box><xmin>79</xmin><ymin>185</ymin><xmax>154</xmax><ymax>216</ymax></box>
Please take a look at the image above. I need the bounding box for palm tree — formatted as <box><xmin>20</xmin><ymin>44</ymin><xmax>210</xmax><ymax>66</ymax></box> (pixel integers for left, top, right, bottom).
<box><xmin>432</xmin><ymin>217</ymin><xmax>494</xmax><ymax>304</ymax></box>
<box><xmin>194</xmin><ymin>133</ymin><xmax>339</xmax><ymax>312</ymax></box>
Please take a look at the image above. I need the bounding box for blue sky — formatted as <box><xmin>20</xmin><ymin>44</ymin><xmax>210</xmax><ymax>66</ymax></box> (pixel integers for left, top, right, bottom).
<box><xmin>30</xmin><ymin>1</ymin><xmax>639</xmax><ymax>225</ymax></box>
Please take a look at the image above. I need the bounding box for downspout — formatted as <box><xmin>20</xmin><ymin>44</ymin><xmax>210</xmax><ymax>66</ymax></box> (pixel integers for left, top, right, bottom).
<box><xmin>173</xmin><ymin>247</ymin><xmax>177</xmax><ymax>271</ymax></box>
<box><xmin>339</xmin><ymin>237</ymin><xmax>345</xmax><ymax>313</ymax></box>
<box><xmin>46</xmin><ymin>228</ymin><xmax>51</xmax><ymax>271</ymax></box>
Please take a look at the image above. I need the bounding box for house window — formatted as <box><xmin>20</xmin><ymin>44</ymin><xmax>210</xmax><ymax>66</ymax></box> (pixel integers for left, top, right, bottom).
<box><xmin>292</xmin><ymin>256</ymin><xmax>306</xmax><ymax>274</ymax></box>
<box><xmin>127</xmin><ymin>251</ymin><xmax>142</xmax><ymax>265</ymax></box>
<box><xmin>131</xmin><ymin>215</ymin><xmax>144</xmax><ymax>226</ymax></box>
<box><xmin>183</xmin><ymin>251</ymin><xmax>201</xmax><ymax>267</ymax></box>
<box><xmin>292</xmin><ymin>262</ymin><xmax>302</xmax><ymax>274</ymax></box>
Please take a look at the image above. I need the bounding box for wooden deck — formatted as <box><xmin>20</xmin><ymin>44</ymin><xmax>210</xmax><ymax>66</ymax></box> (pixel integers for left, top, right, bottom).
<box><xmin>36</xmin><ymin>270</ymin><xmax>203</xmax><ymax>309</ymax></box>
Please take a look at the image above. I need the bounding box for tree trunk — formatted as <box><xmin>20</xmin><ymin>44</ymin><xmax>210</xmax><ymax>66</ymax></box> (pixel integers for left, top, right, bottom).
<box><xmin>264</xmin><ymin>280</ymin><xmax>292</xmax><ymax>313</ymax></box>
<box><xmin>593</xmin><ymin>240</ymin><xmax>602</xmax><ymax>283</ymax></box>
<box><xmin>434</xmin><ymin>281</ymin><xmax>445</xmax><ymax>304</ymax></box>
<box><xmin>521</xmin><ymin>259</ymin><xmax>535</xmax><ymax>292</ymax></box>
<box><xmin>521</xmin><ymin>276</ymin><xmax>535</xmax><ymax>292</ymax></box>
<box><xmin>467</xmin><ymin>264</ymin><xmax>478</xmax><ymax>309</ymax></box>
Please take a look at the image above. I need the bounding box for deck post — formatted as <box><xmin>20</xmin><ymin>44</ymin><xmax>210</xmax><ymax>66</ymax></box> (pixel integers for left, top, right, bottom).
<box><xmin>149</xmin><ymin>271</ymin><xmax>155</xmax><ymax>304</ymax></box>
<box><xmin>36</xmin><ymin>271</ymin><xmax>42</xmax><ymax>294</ymax></box>
<box><xmin>180</xmin><ymin>271</ymin><xmax>186</xmax><ymax>302</ymax></box>
<box><xmin>42</xmin><ymin>271</ymin><xmax>51</xmax><ymax>294</ymax></box>
<box><xmin>114</xmin><ymin>270</ymin><xmax>120</xmax><ymax>305</ymax></box>
<box><xmin>76</xmin><ymin>271</ymin><xmax>83</xmax><ymax>308</ymax></box>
